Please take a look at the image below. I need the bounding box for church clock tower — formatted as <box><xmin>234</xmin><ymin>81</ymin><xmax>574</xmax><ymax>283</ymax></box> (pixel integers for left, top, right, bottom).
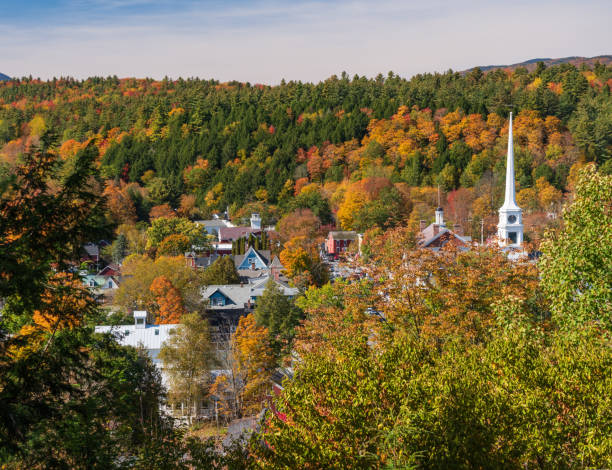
<box><xmin>497</xmin><ymin>112</ymin><xmax>523</xmax><ymax>247</ymax></box>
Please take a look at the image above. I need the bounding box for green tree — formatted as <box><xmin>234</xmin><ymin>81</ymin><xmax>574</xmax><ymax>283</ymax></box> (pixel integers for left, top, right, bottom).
<box><xmin>568</xmin><ymin>94</ymin><xmax>612</xmax><ymax>165</ymax></box>
<box><xmin>202</xmin><ymin>255</ymin><xmax>240</xmax><ymax>285</ymax></box>
<box><xmin>158</xmin><ymin>313</ymin><xmax>214</xmax><ymax>424</ymax></box>
<box><xmin>111</xmin><ymin>233</ymin><xmax>128</xmax><ymax>263</ymax></box>
<box><xmin>146</xmin><ymin>216</ymin><xmax>206</xmax><ymax>250</ymax></box>
<box><xmin>254</xmin><ymin>280</ymin><xmax>303</xmax><ymax>355</ymax></box>
<box><xmin>540</xmin><ymin>164</ymin><xmax>612</xmax><ymax>329</ymax></box>
<box><xmin>0</xmin><ymin>141</ymin><xmax>183</xmax><ymax>468</ymax></box>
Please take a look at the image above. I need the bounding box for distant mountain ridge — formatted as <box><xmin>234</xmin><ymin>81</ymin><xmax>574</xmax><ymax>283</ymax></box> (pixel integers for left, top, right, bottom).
<box><xmin>0</xmin><ymin>72</ymin><xmax>11</xmax><ymax>81</ymax></box>
<box><xmin>463</xmin><ymin>55</ymin><xmax>612</xmax><ymax>74</ymax></box>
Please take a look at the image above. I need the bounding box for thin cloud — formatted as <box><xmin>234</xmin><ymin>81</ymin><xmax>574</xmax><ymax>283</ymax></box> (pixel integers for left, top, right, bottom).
<box><xmin>1</xmin><ymin>0</ymin><xmax>610</xmax><ymax>82</ymax></box>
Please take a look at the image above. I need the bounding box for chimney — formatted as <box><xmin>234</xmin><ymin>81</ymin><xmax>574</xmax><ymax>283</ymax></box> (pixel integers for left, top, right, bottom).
<box><xmin>250</xmin><ymin>213</ymin><xmax>261</xmax><ymax>229</ymax></box>
<box><xmin>453</xmin><ymin>224</ymin><xmax>463</xmax><ymax>236</ymax></box>
<box><xmin>435</xmin><ymin>207</ymin><xmax>445</xmax><ymax>227</ymax></box>
<box><xmin>420</xmin><ymin>220</ymin><xmax>427</xmax><ymax>232</ymax></box>
<box><xmin>134</xmin><ymin>310</ymin><xmax>148</xmax><ymax>328</ymax></box>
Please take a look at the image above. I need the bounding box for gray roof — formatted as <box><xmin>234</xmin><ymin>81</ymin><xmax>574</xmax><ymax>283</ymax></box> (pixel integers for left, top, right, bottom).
<box><xmin>202</xmin><ymin>278</ymin><xmax>299</xmax><ymax>310</ymax></box>
<box><xmin>268</xmin><ymin>256</ymin><xmax>284</xmax><ymax>269</ymax></box>
<box><xmin>83</xmin><ymin>243</ymin><xmax>99</xmax><ymax>257</ymax></box>
<box><xmin>329</xmin><ymin>231</ymin><xmax>357</xmax><ymax>240</ymax></box>
<box><xmin>192</xmin><ymin>253</ymin><xmax>220</xmax><ymax>268</ymax></box>
<box><xmin>237</xmin><ymin>269</ymin><xmax>270</xmax><ymax>281</ymax></box>
<box><xmin>419</xmin><ymin>225</ymin><xmax>472</xmax><ymax>248</ymax></box>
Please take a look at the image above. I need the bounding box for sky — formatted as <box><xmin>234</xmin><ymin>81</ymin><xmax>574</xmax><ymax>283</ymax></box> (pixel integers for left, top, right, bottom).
<box><xmin>1</xmin><ymin>0</ymin><xmax>611</xmax><ymax>84</ymax></box>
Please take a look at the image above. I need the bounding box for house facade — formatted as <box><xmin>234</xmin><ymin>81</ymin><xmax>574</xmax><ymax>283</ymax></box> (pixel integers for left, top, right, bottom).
<box><xmin>201</xmin><ymin>277</ymin><xmax>299</xmax><ymax>326</ymax></box>
<box><xmin>418</xmin><ymin>207</ymin><xmax>472</xmax><ymax>251</ymax></box>
<box><xmin>326</xmin><ymin>231</ymin><xmax>358</xmax><ymax>256</ymax></box>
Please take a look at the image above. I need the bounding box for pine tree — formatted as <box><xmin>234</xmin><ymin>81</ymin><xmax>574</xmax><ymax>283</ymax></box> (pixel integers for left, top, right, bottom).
<box><xmin>112</xmin><ymin>234</ymin><xmax>128</xmax><ymax>264</ymax></box>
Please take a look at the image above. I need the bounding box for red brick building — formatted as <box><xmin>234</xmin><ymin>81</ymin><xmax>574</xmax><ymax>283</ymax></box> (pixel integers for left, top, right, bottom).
<box><xmin>326</xmin><ymin>231</ymin><xmax>358</xmax><ymax>256</ymax></box>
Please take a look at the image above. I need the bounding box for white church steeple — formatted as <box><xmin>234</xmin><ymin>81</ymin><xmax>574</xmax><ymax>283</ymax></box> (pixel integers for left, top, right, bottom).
<box><xmin>497</xmin><ymin>113</ymin><xmax>523</xmax><ymax>247</ymax></box>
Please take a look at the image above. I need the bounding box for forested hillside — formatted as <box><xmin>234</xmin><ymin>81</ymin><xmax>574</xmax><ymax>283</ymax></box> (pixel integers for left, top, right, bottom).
<box><xmin>464</xmin><ymin>55</ymin><xmax>612</xmax><ymax>73</ymax></box>
<box><xmin>1</xmin><ymin>61</ymin><xmax>611</xmax><ymax>238</ymax></box>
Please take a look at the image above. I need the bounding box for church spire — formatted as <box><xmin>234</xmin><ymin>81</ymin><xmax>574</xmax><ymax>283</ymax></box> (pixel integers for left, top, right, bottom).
<box><xmin>497</xmin><ymin>112</ymin><xmax>523</xmax><ymax>248</ymax></box>
<box><xmin>501</xmin><ymin>112</ymin><xmax>519</xmax><ymax>210</ymax></box>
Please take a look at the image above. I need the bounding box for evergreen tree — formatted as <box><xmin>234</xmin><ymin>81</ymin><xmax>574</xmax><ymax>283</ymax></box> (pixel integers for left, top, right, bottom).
<box><xmin>202</xmin><ymin>255</ymin><xmax>240</xmax><ymax>285</ymax></box>
<box><xmin>254</xmin><ymin>280</ymin><xmax>303</xmax><ymax>355</ymax></box>
<box><xmin>111</xmin><ymin>233</ymin><xmax>128</xmax><ymax>263</ymax></box>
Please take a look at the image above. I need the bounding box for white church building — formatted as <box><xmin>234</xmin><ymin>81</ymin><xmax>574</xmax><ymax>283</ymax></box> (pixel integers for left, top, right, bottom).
<box><xmin>497</xmin><ymin>112</ymin><xmax>523</xmax><ymax>249</ymax></box>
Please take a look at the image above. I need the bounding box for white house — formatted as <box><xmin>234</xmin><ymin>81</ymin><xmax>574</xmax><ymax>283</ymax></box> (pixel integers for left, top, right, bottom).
<box><xmin>94</xmin><ymin>311</ymin><xmax>178</xmax><ymax>382</ymax></box>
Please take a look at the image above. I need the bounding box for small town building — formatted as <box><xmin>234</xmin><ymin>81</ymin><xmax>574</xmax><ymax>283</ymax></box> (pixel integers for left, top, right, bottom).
<box><xmin>218</xmin><ymin>226</ymin><xmax>262</xmax><ymax>243</ymax></box>
<box><xmin>418</xmin><ymin>207</ymin><xmax>471</xmax><ymax>250</ymax></box>
<box><xmin>194</xmin><ymin>218</ymin><xmax>234</xmax><ymax>238</ymax></box>
<box><xmin>201</xmin><ymin>277</ymin><xmax>299</xmax><ymax>326</ymax></box>
<box><xmin>94</xmin><ymin>311</ymin><xmax>178</xmax><ymax>383</ymax></box>
<box><xmin>83</xmin><ymin>274</ymin><xmax>120</xmax><ymax>290</ymax></box>
<box><xmin>326</xmin><ymin>231</ymin><xmax>358</xmax><ymax>257</ymax></box>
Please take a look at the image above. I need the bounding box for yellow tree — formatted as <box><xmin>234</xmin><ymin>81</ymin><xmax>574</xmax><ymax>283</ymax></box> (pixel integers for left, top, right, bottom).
<box><xmin>279</xmin><ymin>235</ymin><xmax>323</xmax><ymax>289</ymax></box>
<box><xmin>535</xmin><ymin>177</ymin><xmax>562</xmax><ymax>211</ymax></box>
<box><xmin>157</xmin><ymin>233</ymin><xmax>191</xmax><ymax>257</ymax></box>
<box><xmin>13</xmin><ymin>272</ymin><xmax>93</xmax><ymax>358</ymax></box>
<box><xmin>102</xmin><ymin>181</ymin><xmax>137</xmax><ymax>225</ymax></box>
<box><xmin>211</xmin><ymin>314</ymin><xmax>275</xmax><ymax>418</ymax></box>
<box><xmin>115</xmin><ymin>254</ymin><xmax>204</xmax><ymax>313</ymax></box>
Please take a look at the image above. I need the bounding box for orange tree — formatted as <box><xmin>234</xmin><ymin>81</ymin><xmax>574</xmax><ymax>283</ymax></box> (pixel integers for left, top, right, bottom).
<box><xmin>149</xmin><ymin>275</ymin><xmax>187</xmax><ymax>324</ymax></box>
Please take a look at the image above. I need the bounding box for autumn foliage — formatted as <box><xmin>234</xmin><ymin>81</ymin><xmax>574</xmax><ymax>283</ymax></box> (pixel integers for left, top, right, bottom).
<box><xmin>149</xmin><ymin>275</ymin><xmax>187</xmax><ymax>324</ymax></box>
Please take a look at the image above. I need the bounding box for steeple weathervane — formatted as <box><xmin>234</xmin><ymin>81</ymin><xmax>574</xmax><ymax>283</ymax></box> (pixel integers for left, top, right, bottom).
<box><xmin>497</xmin><ymin>112</ymin><xmax>523</xmax><ymax>247</ymax></box>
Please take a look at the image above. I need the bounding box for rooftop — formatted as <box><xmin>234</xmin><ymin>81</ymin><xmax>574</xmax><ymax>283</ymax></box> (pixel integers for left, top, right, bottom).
<box><xmin>94</xmin><ymin>323</ymin><xmax>178</xmax><ymax>351</ymax></box>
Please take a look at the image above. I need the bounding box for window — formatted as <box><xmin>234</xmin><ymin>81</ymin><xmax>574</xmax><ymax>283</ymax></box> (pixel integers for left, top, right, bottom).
<box><xmin>124</xmin><ymin>330</ymin><xmax>130</xmax><ymax>336</ymax></box>
<box><xmin>154</xmin><ymin>329</ymin><xmax>159</xmax><ymax>336</ymax></box>
<box><xmin>212</xmin><ymin>296</ymin><xmax>225</xmax><ymax>306</ymax></box>
<box><xmin>136</xmin><ymin>318</ymin><xmax>144</xmax><ymax>325</ymax></box>
<box><xmin>508</xmin><ymin>232</ymin><xmax>518</xmax><ymax>244</ymax></box>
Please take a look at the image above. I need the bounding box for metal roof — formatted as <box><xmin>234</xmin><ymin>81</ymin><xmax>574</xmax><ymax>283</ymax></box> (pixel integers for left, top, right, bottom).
<box><xmin>94</xmin><ymin>323</ymin><xmax>178</xmax><ymax>351</ymax></box>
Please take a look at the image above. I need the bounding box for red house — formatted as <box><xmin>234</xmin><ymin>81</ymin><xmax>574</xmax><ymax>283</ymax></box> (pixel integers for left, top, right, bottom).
<box><xmin>326</xmin><ymin>231</ymin><xmax>357</xmax><ymax>256</ymax></box>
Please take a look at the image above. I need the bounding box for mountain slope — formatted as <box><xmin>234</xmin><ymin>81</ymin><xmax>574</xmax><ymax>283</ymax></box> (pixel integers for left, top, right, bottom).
<box><xmin>464</xmin><ymin>55</ymin><xmax>612</xmax><ymax>73</ymax></box>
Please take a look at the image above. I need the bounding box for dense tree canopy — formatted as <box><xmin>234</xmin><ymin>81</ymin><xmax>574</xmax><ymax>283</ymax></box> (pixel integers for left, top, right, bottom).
<box><xmin>1</xmin><ymin>63</ymin><xmax>610</xmax><ymax>239</ymax></box>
